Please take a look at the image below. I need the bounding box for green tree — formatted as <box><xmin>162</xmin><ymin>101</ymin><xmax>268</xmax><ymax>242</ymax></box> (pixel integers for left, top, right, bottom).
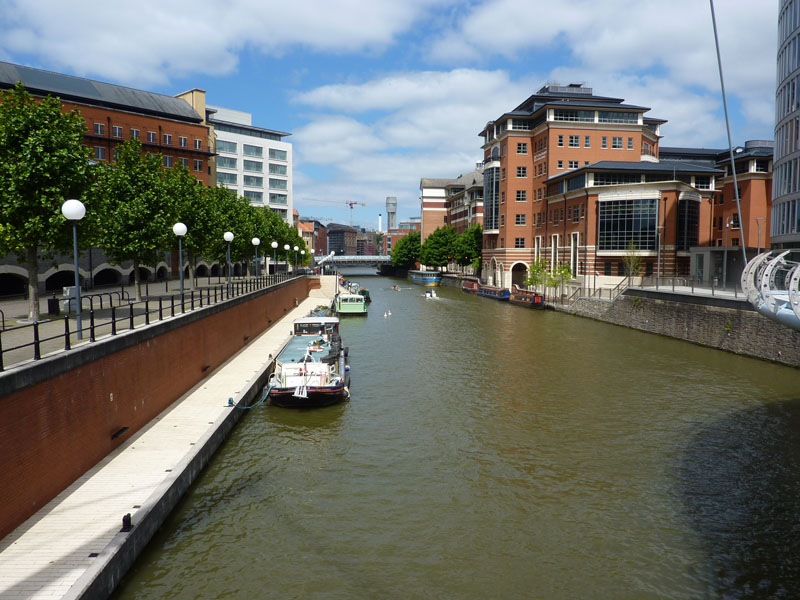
<box><xmin>420</xmin><ymin>226</ymin><xmax>456</xmax><ymax>268</ymax></box>
<box><xmin>523</xmin><ymin>258</ymin><xmax>548</xmax><ymax>293</ymax></box>
<box><xmin>391</xmin><ymin>231</ymin><xmax>420</xmax><ymax>268</ymax></box>
<box><xmin>0</xmin><ymin>83</ymin><xmax>94</xmax><ymax>320</ymax></box>
<box><xmin>546</xmin><ymin>262</ymin><xmax>573</xmax><ymax>301</ymax></box>
<box><xmin>623</xmin><ymin>240</ymin><xmax>642</xmax><ymax>286</ymax></box>
<box><xmin>454</xmin><ymin>224</ymin><xmax>482</xmax><ymax>268</ymax></box>
<box><xmin>167</xmin><ymin>163</ymin><xmax>211</xmax><ymax>288</ymax></box>
<box><xmin>94</xmin><ymin>139</ymin><xmax>176</xmax><ymax>301</ymax></box>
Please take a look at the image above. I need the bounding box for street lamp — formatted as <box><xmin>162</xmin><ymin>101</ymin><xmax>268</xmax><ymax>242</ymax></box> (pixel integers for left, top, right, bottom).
<box><xmin>271</xmin><ymin>240</ymin><xmax>278</xmax><ymax>277</ymax></box>
<box><xmin>284</xmin><ymin>243</ymin><xmax>290</xmax><ymax>274</ymax></box>
<box><xmin>722</xmin><ymin>216</ymin><xmax>733</xmax><ymax>289</ymax></box>
<box><xmin>293</xmin><ymin>245</ymin><xmax>299</xmax><ymax>272</ymax></box>
<box><xmin>173</xmin><ymin>223</ymin><xmax>187</xmax><ymax>302</ymax></box>
<box><xmin>252</xmin><ymin>237</ymin><xmax>260</xmax><ymax>277</ymax></box>
<box><xmin>62</xmin><ymin>199</ymin><xmax>85</xmax><ymax>339</ymax></box>
<box><xmin>301</xmin><ymin>249</ymin><xmax>306</xmax><ymax>273</ymax></box>
<box><xmin>656</xmin><ymin>225</ymin><xmax>664</xmax><ymax>290</ymax></box>
<box><xmin>224</xmin><ymin>231</ymin><xmax>234</xmax><ymax>295</ymax></box>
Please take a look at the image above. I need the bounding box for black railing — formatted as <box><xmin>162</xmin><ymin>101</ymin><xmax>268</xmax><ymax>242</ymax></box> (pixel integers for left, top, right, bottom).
<box><xmin>0</xmin><ymin>273</ymin><xmax>299</xmax><ymax>372</ymax></box>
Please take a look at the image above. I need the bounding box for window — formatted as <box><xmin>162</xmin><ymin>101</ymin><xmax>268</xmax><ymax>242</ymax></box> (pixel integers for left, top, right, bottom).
<box><xmin>217</xmin><ymin>140</ymin><xmax>236</xmax><ymax>153</ymax></box>
<box><xmin>500</xmin><ymin>238</ymin><xmax>505</xmax><ymax>248</ymax></box>
<box><xmin>163</xmin><ymin>155</ymin><xmax>173</xmax><ymax>167</ymax></box>
<box><xmin>601</xmin><ymin>136</ymin><xmax>608</xmax><ymax>149</ymax></box>
<box><xmin>193</xmin><ymin>159</ymin><xmax>202</xmax><ymax>172</ymax></box>
<box><xmin>163</xmin><ymin>134</ymin><xmax>172</xmax><ymax>145</ymax></box>
<box><xmin>517</xmin><ymin>166</ymin><xmax>527</xmax><ymax>178</ymax></box>
<box><xmin>217</xmin><ymin>172</ymin><xmax>237</xmax><ymax>185</ymax></box>
<box><xmin>179</xmin><ymin>157</ymin><xmax>188</xmax><ymax>167</ymax></box>
<box><xmin>243</xmin><ymin>175</ymin><xmax>263</xmax><ymax>187</ymax></box>
<box><xmin>604</xmin><ymin>262</ymin><xmax>612</xmax><ymax>275</ymax></box>
<box><xmin>617</xmin><ymin>262</ymin><xmax>625</xmax><ymax>276</ymax></box>
<box><xmin>112</xmin><ymin>125</ymin><xmax>122</xmax><ymax>138</ymax></box>
<box><xmin>112</xmin><ymin>147</ymin><xmax>120</xmax><ymax>162</ymax></box>
<box><xmin>627</xmin><ymin>137</ymin><xmax>634</xmax><ymax>150</ymax></box>
<box><xmin>694</xmin><ymin>176</ymin><xmax>711</xmax><ymax>189</ymax></box>
<box><xmin>594</xmin><ymin>173</ymin><xmax>641</xmax><ymax>186</ymax></box>
<box><xmin>645</xmin><ymin>262</ymin><xmax>653</xmax><ymax>276</ymax></box>
<box><xmin>515</xmin><ymin>214</ymin><xmax>526</xmax><ymax>225</ymax></box>
<box><xmin>517</xmin><ymin>142</ymin><xmax>528</xmax><ymax>154</ymax></box>
<box><xmin>501</xmin><ymin>192</ymin><xmax>505</xmax><ymax>204</ymax></box>
<box><xmin>568</xmin><ymin>160</ymin><xmax>579</xmax><ymax>169</ymax></box>
<box><xmin>584</xmin><ymin>136</ymin><xmax>591</xmax><ymax>148</ymax></box>
<box><xmin>217</xmin><ymin>156</ymin><xmax>237</xmax><ymax>169</ymax></box>
<box><xmin>569</xmin><ymin>135</ymin><xmax>579</xmax><ymax>148</ymax></box>
<box><xmin>598</xmin><ymin>111</ymin><xmax>637</xmax><ymax>124</ymax></box>
<box><xmin>557</xmin><ymin>160</ymin><xmax>563</xmax><ymax>169</ymax></box>
<box><xmin>244</xmin><ymin>160</ymin><xmax>263</xmax><ymax>172</ymax></box>
<box><xmin>130</xmin><ymin>128</ymin><xmax>140</xmax><ymax>140</ymax></box>
<box><xmin>147</xmin><ymin>131</ymin><xmax>157</xmax><ymax>143</ymax></box>
<box><xmin>557</xmin><ymin>135</ymin><xmax>564</xmax><ymax>147</ymax></box>
<box><xmin>269</xmin><ymin>178</ymin><xmax>287</xmax><ymax>190</ymax></box>
<box><xmin>269</xmin><ymin>163</ymin><xmax>287</xmax><ymax>175</ymax></box>
<box><xmin>537</xmin><ymin>188</ymin><xmax>543</xmax><ymax>200</ymax></box>
<box><xmin>516</xmin><ymin>190</ymin><xmax>527</xmax><ymax>202</ymax></box>
<box><xmin>194</xmin><ymin>139</ymin><xmax>202</xmax><ymax>150</ymax></box>
<box><xmin>553</xmin><ymin>109</ymin><xmax>594</xmax><ymax>122</ymax></box>
<box><xmin>612</xmin><ymin>137</ymin><xmax>623</xmax><ymax>149</ymax></box>
<box><xmin>93</xmin><ymin>146</ymin><xmax>106</xmax><ymax>160</ymax></box>
<box><xmin>93</xmin><ymin>123</ymin><xmax>105</xmax><ymax>135</ymax></box>
<box><xmin>179</xmin><ymin>136</ymin><xmax>187</xmax><ymax>148</ymax></box>
<box><xmin>244</xmin><ymin>191</ymin><xmax>263</xmax><ymax>202</ymax></box>
<box><xmin>502</xmin><ymin>168</ymin><xmax>506</xmax><ymax>179</ymax></box>
<box><xmin>269</xmin><ymin>148</ymin><xmax>287</xmax><ymax>160</ymax></box>
<box><xmin>515</xmin><ymin>237</ymin><xmax>525</xmax><ymax>248</ymax></box>
<box><xmin>243</xmin><ymin>144</ymin><xmax>263</xmax><ymax>157</ymax></box>
<box><xmin>597</xmin><ymin>198</ymin><xmax>657</xmax><ymax>250</ymax></box>
<box><xmin>500</xmin><ymin>214</ymin><xmax>505</xmax><ymax>227</ymax></box>
<box><xmin>269</xmin><ymin>193</ymin><xmax>288</xmax><ymax>204</ymax></box>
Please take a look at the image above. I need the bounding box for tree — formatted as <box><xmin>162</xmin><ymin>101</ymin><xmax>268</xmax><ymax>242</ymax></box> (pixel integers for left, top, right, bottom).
<box><xmin>94</xmin><ymin>139</ymin><xmax>176</xmax><ymax>301</ymax></box>
<box><xmin>546</xmin><ymin>262</ymin><xmax>573</xmax><ymax>301</ymax></box>
<box><xmin>167</xmin><ymin>163</ymin><xmax>210</xmax><ymax>288</ymax></box>
<box><xmin>0</xmin><ymin>83</ymin><xmax>94</xmax><ymax>320</ymax></box>
<box><xmin>391</xmin><ymin>231</ymin><xmax>420</xmax><ymax>268</ymax></box>
<box><xmin>523</xmin><ymin>258</ymin><xmax>548</xmax><ymax>293</ymax></box>
<box><xmin>623</xmin><ymin>240</ymin><xmax>642</xmax><ymax>286</ymax></box>
<box><xmin>420</xmin><ymin>226</ymin><xmax>456</xmax><ymax>268</ymax></box>
<box><xmin>454</xmin><ymin>224</ymin><xmax>482</xmax><ymax>268</ymax></box>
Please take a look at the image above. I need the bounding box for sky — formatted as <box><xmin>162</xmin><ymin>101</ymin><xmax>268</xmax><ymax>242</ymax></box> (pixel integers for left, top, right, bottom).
<box><xmin>0</xmin><ymin>0</ymin><xmax>779</xmax><ymax>229</ymax></box>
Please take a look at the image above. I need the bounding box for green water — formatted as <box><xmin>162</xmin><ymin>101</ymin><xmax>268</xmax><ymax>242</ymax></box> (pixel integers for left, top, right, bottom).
<box><xmin>114</xmin><ymin>277</ymin><xmax>800</xmax><ymax>599</ymax></box>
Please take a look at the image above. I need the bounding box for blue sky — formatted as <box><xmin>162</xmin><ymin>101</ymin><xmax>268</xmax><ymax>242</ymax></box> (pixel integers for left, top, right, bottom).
<box><xmin>0</xmin><ymin>0</ymin><xmax>777</xmax><ymax>228</ymax></box>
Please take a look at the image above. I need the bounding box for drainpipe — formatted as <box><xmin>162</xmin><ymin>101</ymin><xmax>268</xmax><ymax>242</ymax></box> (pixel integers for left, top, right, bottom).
<box><xmin>584</xmin><ymin>189</ymin><xmax>589</xmax><ymax>294</ymax></box>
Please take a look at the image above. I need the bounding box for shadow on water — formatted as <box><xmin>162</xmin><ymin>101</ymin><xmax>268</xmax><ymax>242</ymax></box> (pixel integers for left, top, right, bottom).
<box><xmin>679</xmin><ymin>398</ymin><xmax>800</xmax><ymax>599</ymax></box>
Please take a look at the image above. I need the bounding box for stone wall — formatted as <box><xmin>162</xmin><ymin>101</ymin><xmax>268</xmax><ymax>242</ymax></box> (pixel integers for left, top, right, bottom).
<box><xmin>560</xmin><ymin>290</ymin><xmax>800</xmax><ymax>367</ymax></box>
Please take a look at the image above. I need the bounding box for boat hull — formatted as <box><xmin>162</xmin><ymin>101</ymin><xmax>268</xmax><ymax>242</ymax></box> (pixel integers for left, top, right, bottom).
<box><xmin>509</xmin><ymin>291</ymin><xmax>544</xmax><ymax>308</ymax></box>
<box><xmin>409</xmin><ymin>270</ymin><xmax>441</xmax><ymax>287</ymax></box>
<box><xmin>268</xmin><ymin>383</ymin><xmax>350</xmax><ymax>408</ymax></box>
<box><xmin>461</xmin><ymin>280</ymin><xmax>479</xmax><ymax>293</ymax></box>
<box><xmin>477</xmin><ymin>286</ymin><xmax>510</xmax><ymax>300</ymax></box>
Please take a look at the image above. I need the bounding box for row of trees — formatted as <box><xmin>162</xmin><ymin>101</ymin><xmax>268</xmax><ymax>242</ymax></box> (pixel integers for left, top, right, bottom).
<box><xmin>0</xmin><ymin>83</ymin><xmax>305</xmax><ymax>320</ymax></box>
<box><xmin>391</xmin><ymin>224</ymin><xmax>482</xmax><ymax>271</ymax></box>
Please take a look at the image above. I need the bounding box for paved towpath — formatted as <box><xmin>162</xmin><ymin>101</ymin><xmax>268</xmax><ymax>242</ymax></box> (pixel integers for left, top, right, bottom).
<box><xmin>0</xmin><ymin>277</ymin><xmax>336</xmax><ymax>599</ymax></box>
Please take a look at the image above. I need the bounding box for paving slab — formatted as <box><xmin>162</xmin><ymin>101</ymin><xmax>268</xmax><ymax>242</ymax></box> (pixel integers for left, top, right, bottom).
<box><xmin>0</xmin><ymin>277</ymin><xmax>336</xmax><ymax>600</ymax></box>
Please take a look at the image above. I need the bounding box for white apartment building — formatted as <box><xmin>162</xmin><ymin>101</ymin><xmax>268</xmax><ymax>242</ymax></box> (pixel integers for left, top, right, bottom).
<box><xmin>207</xmin><ymin>104</ymin><xmax>293</xmax><ymax>223</ymax></box>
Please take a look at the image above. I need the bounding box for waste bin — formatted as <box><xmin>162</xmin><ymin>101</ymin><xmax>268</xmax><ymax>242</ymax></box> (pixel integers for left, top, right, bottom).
<box><xmin>47</xmin><ymin>296</ymin><xmax>60</xmax><ymax>316</ymax></box>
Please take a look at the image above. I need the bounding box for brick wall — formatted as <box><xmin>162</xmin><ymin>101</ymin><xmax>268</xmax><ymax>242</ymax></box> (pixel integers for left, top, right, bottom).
<box><xmin>562</xmin><ymin>291</ymin><xmax>800</xmax><ymax>367</ymax></box>
<box><xmin>0</xmin><ymin>278</ymin><xmax>316</xmax><ymax>539</ymax></box>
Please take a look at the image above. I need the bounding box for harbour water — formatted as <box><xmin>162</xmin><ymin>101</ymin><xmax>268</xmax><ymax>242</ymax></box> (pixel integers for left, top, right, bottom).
<box><xmin>114</xmin><ymin>276</ymin><xmax>800</xmax><ymax>599</ymax></box>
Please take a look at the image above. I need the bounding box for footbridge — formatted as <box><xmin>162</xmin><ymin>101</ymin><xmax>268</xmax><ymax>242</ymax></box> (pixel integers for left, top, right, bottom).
<box><xmin>742</xmin><ymin>250</ymin><xmax>800</xmax><ymax>331</ymax></box>
<box><xmin>315</xmin><ymin>255</ymin><xmax>392</xmax><ymax>267</ymax></box>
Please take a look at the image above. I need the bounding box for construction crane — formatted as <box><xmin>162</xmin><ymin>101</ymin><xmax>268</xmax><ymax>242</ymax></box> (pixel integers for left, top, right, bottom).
<box><xmin>345</xmin><ymin>201</ymin><xmax>366</xmax><ymax>227</ymax></box>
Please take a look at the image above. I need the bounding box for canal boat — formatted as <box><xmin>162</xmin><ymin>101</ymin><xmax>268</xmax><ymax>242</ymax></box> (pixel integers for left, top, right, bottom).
<box><xmin>409</xmin><ymin>270</ymin><xmax>442</xmax><ymax>287</ymax></box>
<box><xmin>509</xmin><ymin>285</ymin><xmax>544</xmax><ymax>308</ymax></box>
<box><xmin>336</xmin><ymin>292</ymin><xmax>368</xmax><ymax>316</ymax></box>
<box><xmin>461</xmin><ymin>279</ymin><xmax>479</xmax><ymax>293</ymax></box>
<box><xmin>477</xmin><ymin>285</ymin><xmax>510</xmax><ymax>300</ymax></box>
<box><xmin>268</xmin><ymin>316</ymin><xmax>350</xmax><ymax>408</ymax></box>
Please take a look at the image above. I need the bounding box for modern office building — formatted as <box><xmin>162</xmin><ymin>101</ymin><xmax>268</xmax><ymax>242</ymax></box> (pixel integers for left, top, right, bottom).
<box><xmin>419</xmin><ymin>165</ymin><xmax>484</xmax><ymax>240</ymax></box>
<box><xmin>774</xmin><ymin>0</ymin><xmax>800</xmax><ymax>246</ymax></box>
<box><xmin>327</xmin><ymin>223</ymin><xmax>358</xmax><ymax>255</ymax></box>
<box><xmin>206</xmin><ymin>104</ymin><xmax>293</xmax><ymax>223</ymax></box>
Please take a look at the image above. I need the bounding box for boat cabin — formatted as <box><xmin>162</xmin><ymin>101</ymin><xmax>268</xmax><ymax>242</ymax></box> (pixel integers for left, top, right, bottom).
<box><xmin>293</xmin><ymin>316</ymin><xmax>340</xmax><ymax>336</ymax></box>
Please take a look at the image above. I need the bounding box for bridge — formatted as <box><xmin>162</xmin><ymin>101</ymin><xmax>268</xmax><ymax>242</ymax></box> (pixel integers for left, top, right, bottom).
<box><xmin>742</xmin><ymin>250</ymin><xmax>800</xmax><ymax>332</ymax></box>
<box><xmin>314</xmin><ymin>255</ymin><xmax>392</xmax><ymax>267</ymax></box>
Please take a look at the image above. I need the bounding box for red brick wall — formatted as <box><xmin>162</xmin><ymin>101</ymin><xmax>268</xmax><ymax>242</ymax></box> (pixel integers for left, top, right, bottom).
<box><xmin>0</xmin><ymin>278</ymin><xmax>315</xmax><ymax>539</ymax></box>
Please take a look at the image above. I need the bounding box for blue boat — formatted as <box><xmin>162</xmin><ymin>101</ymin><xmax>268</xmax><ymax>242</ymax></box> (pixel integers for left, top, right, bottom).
<box><xmin>477</xmin><ymin>284</ymin><xmax>510</xmax><ymax>300</ymax></box>
<box><xmin>409</xmin><ymin>270</ymin><xmax>441</xmax><ymax>287</ymax></box>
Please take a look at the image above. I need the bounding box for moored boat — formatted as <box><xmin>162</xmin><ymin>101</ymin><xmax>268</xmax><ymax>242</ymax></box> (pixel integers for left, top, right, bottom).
<box><xmin>409</xmin><ymin>270</ymin><xmax>441</xmax><ymax>287</ymax></box>
<box><xmin>477</xmin><ymin>285</ymin><xmax>510</xmax><ymax>300</ymax></box>
<box><xmin>461</xmin><ymin>279</ymin><xmax>479</xmax><ymax>293</ymax></box>
<box><xmin>336</xmin><ymin>292</ymin><xmax>368</xmax><ymax>316</ymax></box>
<box><xmin>509</xmin><ymin>285</ymin><xmax>544</xmax><ymax>308</ymax></box>
<box><xmin>268</xmin><ymin>316</ymin><xmax>350</xmax><ymax>408</ymax></box>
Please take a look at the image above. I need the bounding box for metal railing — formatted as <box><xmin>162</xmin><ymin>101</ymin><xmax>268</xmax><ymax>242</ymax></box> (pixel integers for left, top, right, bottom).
<box><xmin>0</xmin><ymin>273</ymin><xmax>298</xmax><ymax>372</ymax></box>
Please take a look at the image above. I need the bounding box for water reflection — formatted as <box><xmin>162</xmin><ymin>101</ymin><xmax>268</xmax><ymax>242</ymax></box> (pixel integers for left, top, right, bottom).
<box><xmin>679</xmin><ymin>398</ymin><xmax>800</xmax><ymax>598</ymax></box>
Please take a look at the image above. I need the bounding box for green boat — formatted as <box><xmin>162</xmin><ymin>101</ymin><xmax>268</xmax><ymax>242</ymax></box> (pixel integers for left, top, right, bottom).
<box><xmin>336</xmin><ymin>292</ymin><xmax>368</xmax><ymax>316</ymax></box>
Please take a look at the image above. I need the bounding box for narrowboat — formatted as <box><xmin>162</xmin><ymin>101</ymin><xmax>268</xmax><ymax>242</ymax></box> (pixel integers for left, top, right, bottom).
<box><xmin>336</xmin><ymin>292</ymin><xmax>368</xmax><ymax>316</ymax></box>
<box><xmin>409</xmin><ymin>270</ymin><xmax>442</xmax><ymax>287</ymax></box>
<box><xmin>509</xmin><ymin>285</ymin><xmax>545</xmax><ymax>308</ymax></box>
<box><xmin>268</xmin><ymin>316</ymin><xmax>350</xmax><ymax>408</ymax></box>
<box><xmin>477</xmin><ymin>285</ymin><xmax>510</xmax><ymax>300</ymax></box>
<box><xmin>461</xmin><ymin>279</ymin><xmax>479</xmax><ymax>293</ymax></box>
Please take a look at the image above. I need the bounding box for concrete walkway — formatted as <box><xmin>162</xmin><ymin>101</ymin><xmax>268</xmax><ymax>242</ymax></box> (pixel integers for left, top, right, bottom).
<box><xmin>0</xmin><ymin>277</ymin><xmax>336</xmax><ymax>599</ymax></box>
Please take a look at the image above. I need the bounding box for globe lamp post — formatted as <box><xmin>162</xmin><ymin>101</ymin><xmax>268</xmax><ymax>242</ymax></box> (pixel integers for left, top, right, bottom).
<box><xmin>252</xmin><ymin>237</ymin><xmax>260</xmax><ymax>278</ymax></box>
<box><xmin>284</xmin><ymin>243</ymin><xmax>290</xmax><ymax>275</ymax></box>
<box><xmin>61</xmin><ymin>199</ymin><xmax>85</xmax><ymax>339</ymax></box>
<box><xmin>271</xmin><ymin>241</ymin><xmax>278</xmax><ymax>278</ymax></box>
<box><xmin>173</xmin><ymin>223</ymin><xmax>187</xmax><ymax>304</ymax></box>
<box><xmin>224</xmin><ymin>231</ymin><xmax>234</xmax><ymax>296</ymax></box>
<box><xmin>293</xmin><ymin>245</ymin><xmax>299</xmax><ymax>272</ymax></box>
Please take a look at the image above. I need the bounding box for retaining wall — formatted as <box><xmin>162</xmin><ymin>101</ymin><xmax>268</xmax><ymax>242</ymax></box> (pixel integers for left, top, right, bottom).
<box><xmin>562</xmin><ymin>290</ymin><xmax>800</xmax><ymax>367</ymax></box>
<box><xmin>0</xmin><ymin>278</ymin><xmax>316</xmax><ymax>540</ymax></box>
